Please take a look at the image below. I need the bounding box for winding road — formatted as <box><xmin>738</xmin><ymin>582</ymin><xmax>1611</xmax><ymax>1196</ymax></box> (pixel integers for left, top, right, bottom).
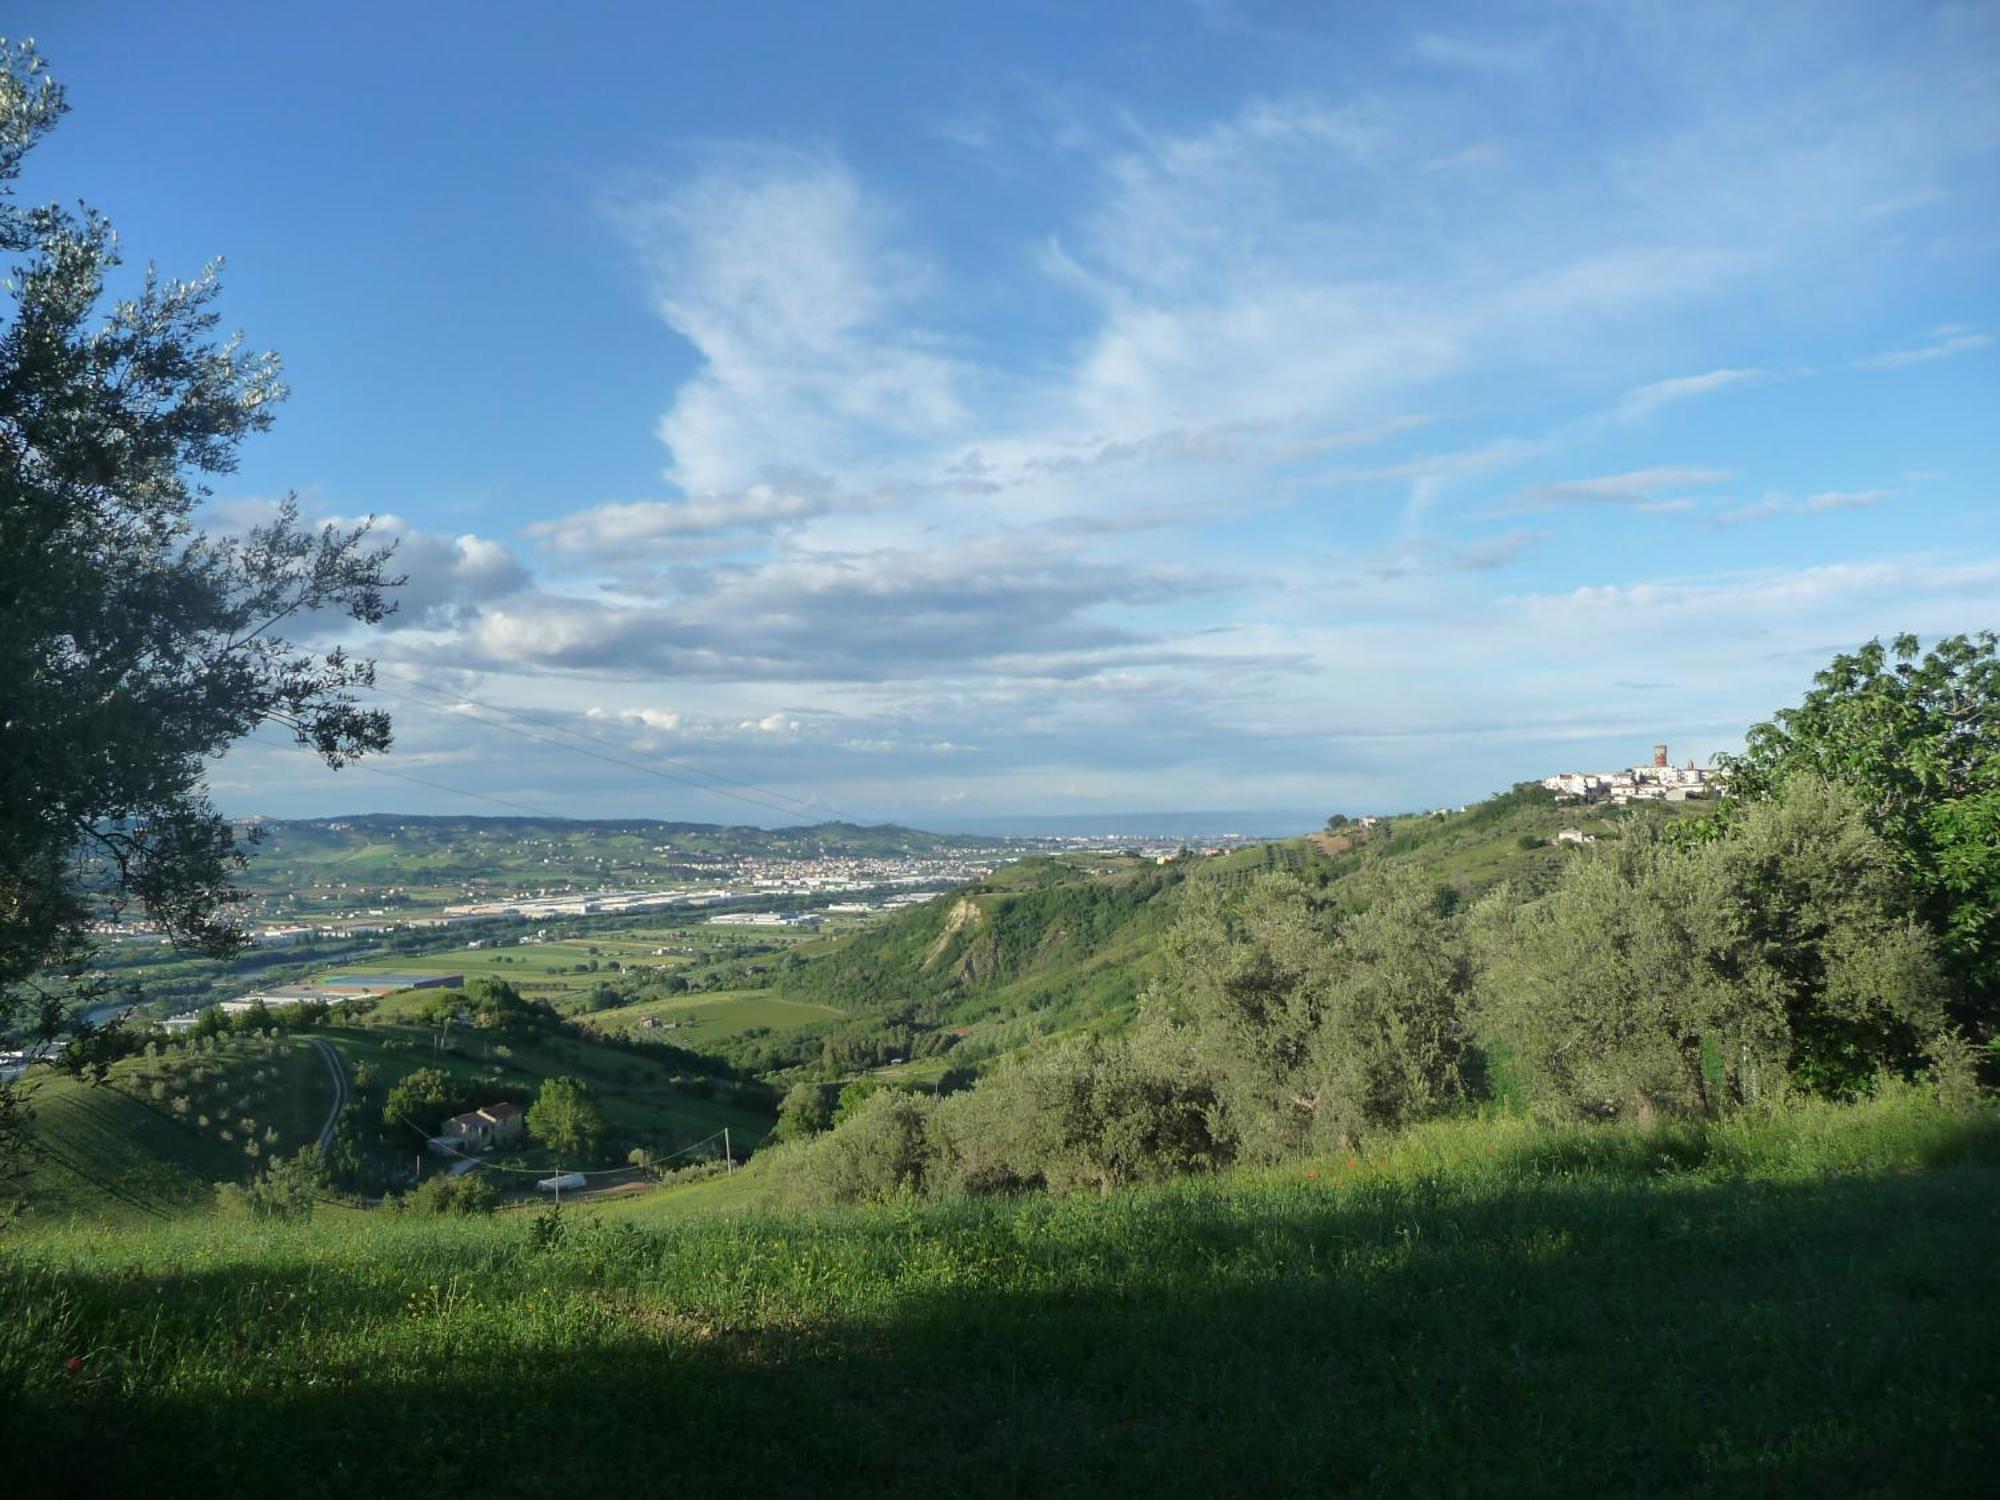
<box><xmin>309</xmin><ymin>1037</ymin><xmax>348</xmax><ymax>1153</ymax></box>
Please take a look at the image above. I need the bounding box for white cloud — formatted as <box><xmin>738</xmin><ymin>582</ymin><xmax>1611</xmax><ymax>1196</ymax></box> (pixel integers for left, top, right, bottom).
<box><xmin>1411</xmin><ymin>30</ymin><xmax>1549</xmax><ymax>73</ymax></box>
<box><xmin>1855</xmin><ymin>330</ymin><xmax>1992</xmax><ymax>370</ymax></box>
<box><xmin>1707</xmin><ymin>488</ymin><xmax>1892</xmax><ymax>527</ymax></box>
<box><xmin>201</xmin><ymin>500</ymin><xmax>530</xmax><ymax>634</ymax></box>
<box><xmin>1862</xmin><ymin>187</ymin><xmax>1948</xmax><ymax>218</ymax></box>
<box><xmin>1363</xmin><ymin>529</ymin><xmax>1547</xmax><ymax>580</ymax></box>
<box><xmin>1511</xmin><ymin>556</ymin><xmax>2000</xmax><ymax>628</ymax></box>
<box><xmin>1617</xmin><ymin>368</ymin><xmax>1764</xmax><ymax>417</ymax></box>
<box><xmin>610</xmin><ymin>148</ymin><xmax>971</xmax><ymax>495</ymax></box>
<box><xmin>433</xmin><ymin>536</ymin><xmax>1238</xmax><ymax>684</ymax></box>
<box><xmin>1520</xmin><ymin>467</ymin><xmax>1731</xmax><ymax>509</ymax></box>
<box><xmin>526</xmin><ymin>481</ymin><xmax>896</xmax><ymax>558</ymax></box>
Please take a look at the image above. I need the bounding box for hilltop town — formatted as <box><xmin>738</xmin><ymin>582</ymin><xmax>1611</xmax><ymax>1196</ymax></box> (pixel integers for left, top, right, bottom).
<box><xmin>1541</xmin><ymin>744</ymin><xmax>1721</xmax><ymax>805</ymax></box>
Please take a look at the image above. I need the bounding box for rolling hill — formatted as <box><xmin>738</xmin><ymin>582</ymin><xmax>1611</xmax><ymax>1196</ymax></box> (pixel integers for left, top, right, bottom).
<box><xmin>754</xmin><ymin>786</ymin><xmax>1696</xmax><ymax>1069</ymax></box>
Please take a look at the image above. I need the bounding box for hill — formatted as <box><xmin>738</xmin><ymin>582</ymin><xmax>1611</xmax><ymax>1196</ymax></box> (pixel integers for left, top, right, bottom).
<box><xmin>9</xmin><ymin>1002</ymin><xmax>776</xmax><ymax>1226</ymax></box>
<box><xmin>750</xmin><ymin>788</ymin><xmax>1697</xmax><ymax>1072</ymax></box>
<box><xmin>10</xmin><ymin>1032</ymin><xmax>337</xmax><ymax>1226</ymax></box>
<box><xmin>2</xmin><ymin>1090</ymin><xmax>1992</xmax><ymax>1496</ymax></box>
<box><xmin>235</xmin><ymin>813</ymin><xmax>1002</xmax><ymax>892</ymax></box>
<box><xmin>777</xmin><ymin>854</ymin><xmax>1189</xmax><ymax>1037</ymax></box>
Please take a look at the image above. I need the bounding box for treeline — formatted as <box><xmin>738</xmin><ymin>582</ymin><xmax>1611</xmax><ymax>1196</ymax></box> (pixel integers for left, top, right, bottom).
<box><xmin>765</xmin><ymin>631</ymin><xmax>1999</xmax><ymax>1205</ymax></box>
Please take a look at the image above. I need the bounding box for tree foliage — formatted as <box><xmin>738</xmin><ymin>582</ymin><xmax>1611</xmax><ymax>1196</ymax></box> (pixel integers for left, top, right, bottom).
<box><xmin>380</xmin><ymin>1067</ymin><xmax>466</xmax><ymax>1142</ymax></box>
<box><xmin>773</xmin><ymin>1080</ymin><xmax>836</xmax><ymax>1141</ymax></box>
<box><xmin>1154</xmin><ymin>868</ymin><xmax>1472</xmax><ymax>1156</ymax></box>
<box><xmin>1724</xmin><ymin>632</ymin><xmax>1999</xmax><ymax>1022</ymax></box>
<box><xmin>218</xmin><ymin>1143</ymin><xmax>328</xmax><ymax>1221</ymax></box>
<box><xmin>526</xmin><ymin>1076</ymin><xmax>605</xmax><ymax>1163</ymax></box>
<box><xmin>0</xmin><ymin>42</ymin><xmax>400</xmax><ymax>1106</ymax></box>
<box><xmin>407</xmin><ymin>1170</ymin><xmax>501</xmax><ymax>1216</ymax></box>
<box><xmin>1476</xmin><ymin>778</ymin><xmax>1943</xmax><ymax>1118</ymax></box>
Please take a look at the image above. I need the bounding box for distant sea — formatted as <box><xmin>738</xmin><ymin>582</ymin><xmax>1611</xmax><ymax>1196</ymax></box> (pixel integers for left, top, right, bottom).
<box><xmin>930</xmin><ymin>809</ymin><xmax>1327</xmax><ymax>840</ymax></box>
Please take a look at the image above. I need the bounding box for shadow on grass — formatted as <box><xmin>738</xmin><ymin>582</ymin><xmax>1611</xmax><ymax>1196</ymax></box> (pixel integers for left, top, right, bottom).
<box><xmin>4</xmin><ymin>1154</ymin><xmax>1997</xmax><ymax>1498</ymax></box>
<box><xmin>1393</xmin><ymin>1098</ymin><xmax>2000</xmax><ymax>1185</ymax></box>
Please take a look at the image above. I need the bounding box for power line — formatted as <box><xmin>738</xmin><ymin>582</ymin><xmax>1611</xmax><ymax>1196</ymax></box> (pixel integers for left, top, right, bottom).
<box><xmin>247</xmin><ymin>732</ymin><xmax>569</xmax><ymax>819</ymax></box>
<box><xmin>368</xmin><ymin>685</ymin><xmax>820</xmax><ymax>823</ymax></box>
<box><xmin>394</xmin><ymin>1113</ymin><xmax>734</xmax><ymax>1177</ymax></box>
<box><xmin>369</xmin><ymin>669</ymin><xmax>883</xmax><ymax>827</ymax></box>
<box><xmin>377</xmin><ymin>666</ymin><xmax>848</xmax><ymax>819</ymax></box>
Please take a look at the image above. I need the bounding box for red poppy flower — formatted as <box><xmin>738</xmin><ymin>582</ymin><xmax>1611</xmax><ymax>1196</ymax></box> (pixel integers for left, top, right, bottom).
<box><xmin>66</xmin><ymin>1357</ymin><xmax>83</xmax><ymax>1373</ymax></box>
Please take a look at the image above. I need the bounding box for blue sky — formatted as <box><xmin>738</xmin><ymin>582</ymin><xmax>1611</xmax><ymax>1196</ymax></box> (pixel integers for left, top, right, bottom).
<box><xmin>26</xmin><ymin>1</ymin><xmax>2000</xmax><ymax>826</ymax></box>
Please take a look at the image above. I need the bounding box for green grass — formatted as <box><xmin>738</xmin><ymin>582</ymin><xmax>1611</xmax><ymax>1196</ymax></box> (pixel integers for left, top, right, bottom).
<box><xmin>4</xmin><ymin>1093</ymin><xmax>1993</xmax><ymax>1496</ymax></box>
<box><xmin>11</xmin><ymin>1037</ymin><xmax>334</xmax><ymax>1228</ymax></box>
<box><xmin>585</xmin><ymin>989</ymin><xmax>843</xmax><ymax>1041</ymax></box>
<box><xmin>589</xmin><ymin>1157</ymin><xmax>778</xmax><ymax>1220</ymax></box>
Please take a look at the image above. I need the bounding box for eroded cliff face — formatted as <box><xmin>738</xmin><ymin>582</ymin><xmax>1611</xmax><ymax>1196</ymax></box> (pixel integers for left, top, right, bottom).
<box><xmin>923</xmin><ymin>896</ymin><xmax>986</xmax><ymax>969</ymax></box>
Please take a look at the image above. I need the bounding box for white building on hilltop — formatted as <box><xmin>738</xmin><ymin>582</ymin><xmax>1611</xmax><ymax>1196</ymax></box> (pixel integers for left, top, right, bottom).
<box><xmin>1542</xmin><ymin>745</ymin><xmax>1719</xmax><ymax>806</ymax></box>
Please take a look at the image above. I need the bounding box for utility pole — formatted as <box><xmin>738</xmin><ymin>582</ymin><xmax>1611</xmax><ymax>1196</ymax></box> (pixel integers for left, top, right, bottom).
<box><xmin>723</xmin><ymin>1126</ymin><xmax>732</xmax><ymax>1172</ymax></box>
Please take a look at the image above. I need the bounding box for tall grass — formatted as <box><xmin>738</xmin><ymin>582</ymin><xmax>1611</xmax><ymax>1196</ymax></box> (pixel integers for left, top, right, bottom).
<box><xmin>2</xmin><ymin>1090</ymin><xmax>1994</xmax><ymax>1497</ymax></box>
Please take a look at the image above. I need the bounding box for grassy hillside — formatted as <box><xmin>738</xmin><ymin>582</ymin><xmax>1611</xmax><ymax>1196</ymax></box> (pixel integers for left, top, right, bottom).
<box><xmin>10</xmin><ymin>1011</ymin><xmax>777</xmax><ymax>1226</ymax></box>
<box><xmin>759</xmin><ymin>791</ymin><xmax>1697</xmax><ymax>1069</ymax></box>
<box><xmin>582</xmin><ymin>990</ymin><xmax>845</xmax><ymax>1043</ymax></box>
<box><xmin>778</xmin><ymin>856</ymin><xmax>1188</xmax><ymax>1034</ymax></box>
<box><xmin>3</xmin><ymin>1091</ymin><xmax>1992</xmax><ymax>1496</ymax></box>
<box><xmin>11</xmin><ymin>1034</ymin><xmax>335</xmax><ymax>1227</ymax></box>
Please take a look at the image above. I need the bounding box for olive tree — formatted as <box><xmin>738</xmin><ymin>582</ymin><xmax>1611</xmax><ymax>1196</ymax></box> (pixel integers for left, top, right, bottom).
<box><xmin>1154</xmin><ymin>870</ymin><xmax>1472</xmax><ymax>1157</ymax></box>
<box><xmin>0</xmin><ymin>39</ymin><xmax>400</xmax><ymax>1172</ymax></box>
<box><xmin>1476</xmin><ymin>778</ymin><xmax>1944</xmax><ymax>1118</ymax></box>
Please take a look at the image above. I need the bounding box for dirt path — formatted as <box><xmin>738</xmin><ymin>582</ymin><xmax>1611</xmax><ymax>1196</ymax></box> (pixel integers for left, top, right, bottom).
<box><xmin>308</xmin><ymin>1037</ymin><xmax>347</xmax><ymax>1153</ymax></box>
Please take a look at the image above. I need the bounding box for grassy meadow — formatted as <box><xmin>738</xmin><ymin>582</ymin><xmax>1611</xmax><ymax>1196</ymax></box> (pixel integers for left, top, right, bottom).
<box><xmin>3</xmin><ymin>1090</ymin><xmax>1993</xmax><ymax>1497</ymax></box>
<box><xmin>583</xmin><ymin>989</ymin><xmax>844</xmax><ymax>1042</ymax></box>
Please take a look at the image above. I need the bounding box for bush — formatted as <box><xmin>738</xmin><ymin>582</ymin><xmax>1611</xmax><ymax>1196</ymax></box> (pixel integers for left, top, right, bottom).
<box><xmin>774</xmin><ymin>1081</ymin><xmax>837</xmax><ymax>1141</ymax></box>
<box><xmin>1476</xmin><ymin>779</ymin><xmax>1944</xmax><ymax>1118</ymax></box>
<box><xmin>769</xmin><ymin>1090</ymin><xmax>938</xmax><ymax>1207</ymax></box>
<box><xmin>409</xmin><ymin>1171</ymin><xmax>503</xmax><ymax>1215</ymax></box>
<box><xmin>217</xmin><ymin>1145</ymin><xmax>327</xmax><ymax>1221</ymax></box>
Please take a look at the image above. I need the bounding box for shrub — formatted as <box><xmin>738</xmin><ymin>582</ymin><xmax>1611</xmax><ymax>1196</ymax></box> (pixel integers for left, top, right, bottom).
<box><xmin>774</xmin><ymin>1081</ymin><xmax>837</xmax><ymax>1141</ymax></box>
<box><xmin>410</xmin><ymin>1171</ymin><xmax>503</xmax><ymax>1215</ymax></box>
<box><xmin>218</xmin><ymin>1145</ymin><xmax>327</xmax><ymax>1221</ymax></box>
<box><xmin>769</xmin><ymin>1090</ymin><xmax>938</xmax><ymax>1207</ymax></box>
<box><xmin>1927</xmin><ymin>1029</ymin><xmax>1990</xmax><ymax>1113</ymax></box>
<box><xmin>1476</xmin><ymin>779</ymin><xmax>1944</xmax><ymax>1119</ymax></box>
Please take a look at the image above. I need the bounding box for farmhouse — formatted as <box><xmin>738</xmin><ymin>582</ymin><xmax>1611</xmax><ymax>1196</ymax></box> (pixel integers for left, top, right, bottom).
<box><xmin>437</xmin><ymin>1101</ymin><xmax>525</xmax><ymax>1154</ymax></box>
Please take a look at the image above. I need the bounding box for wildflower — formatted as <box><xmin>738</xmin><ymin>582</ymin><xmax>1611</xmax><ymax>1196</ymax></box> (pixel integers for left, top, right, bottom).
<box><xmin>1347</xmin><ymin>1157</ymin><xmax>1360</xmax><ymax>1168</ymax></box>
<box><xmin>66</xmin><ymin>1356</ymin><xmax>83</xmax><ymax>1373</ymax></box>
<box><xmin>1304</xmin><ymin>1170</ymin><xmax>1320</xmax><ymax>1181</ymax></box>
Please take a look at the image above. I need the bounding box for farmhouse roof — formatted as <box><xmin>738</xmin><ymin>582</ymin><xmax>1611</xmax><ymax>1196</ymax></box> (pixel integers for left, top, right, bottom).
<box><xmin>444</xmin><ymin>1110</ymin><xmax>488</xmax><ymax>1132</ymax></box>
<box><xmin>480</xmin><ymin>1102</ymin><xmax>523</xmax><ymax>1122</ymax></box>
